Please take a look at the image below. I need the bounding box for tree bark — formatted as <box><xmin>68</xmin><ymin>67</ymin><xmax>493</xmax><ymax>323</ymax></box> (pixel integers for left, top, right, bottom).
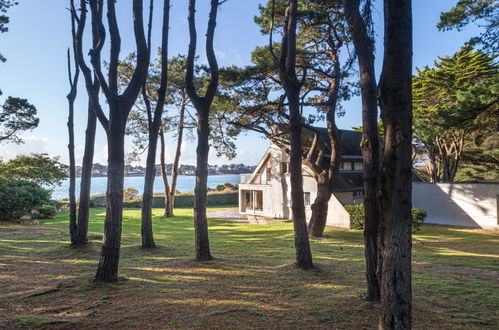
<box><xmin>193</xmin><ymin>108</ymin><xmax>212</xmax><ymax>260</ymax></box>
<box><xmin>89</xmin><ymin>0</ymin><xmax>150</xmax><ymax>282</ymax></box>
<box><xmin>67</xmin><ymin>1</ymin><xmax>79</xmax><ymax>246</ymax></box>
<box><xmin>73</xmin><ymin>101</ymin><xmax>97</xmax><ymax>247</ymax></box>
<box><xmin>159</xmin><ymin>130</ymin><xmax>171</xmax><ymax>217</ymax></box>
<box><xmin>278</xmin><ymin>0</ymin><xmax>314</xmax><ymax>270</ymax></box>
<box><xmin>288</xmin><ymin>94</ymin><xmax>314</xmax><ymax>269</ymax></box>
<box><xmin>378</xmin><ymin>0</ymin><xmax>413</xmax><ymax>328</ymax></box>
<box><xmin>67</xmin><ymin>60</ymin><xmax>78</xmax><ymax>245</ymax></box>
<box><xmin>185</xmin><ymin>0</ymin><xmax>219</xmax><ymax>261</ymax></box>
<box><xmin>344</xmin><ymin>0</ymin><xmax>382</xmax><ymax>304</ymax></box>
<box><xmin>140</xmin><ymin>0</ymin><xmax>169</xmax><ymax>248</ymax></box>
<box><xmin>308</xmin><ymin>176</ymin><xmax>329</xmax><ymax>238</ymax></box>
<box><xmin>95</xmin><ymin>120</ymin><xmax>125</xmax><ymax>282</ymax></box>
<box><xmin>165</xmin><ymin>100</ymin><xmax>186</xmax><ymax>217</ymax></box>
<box><xmin>141</xmin><ymin>130</ymin><xmax>158</xmax><ymax>248</ymax></box>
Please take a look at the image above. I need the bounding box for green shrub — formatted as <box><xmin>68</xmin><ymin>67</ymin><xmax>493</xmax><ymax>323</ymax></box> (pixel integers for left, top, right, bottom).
<box><xmin>91</xmin><ymin>192</ymin><xmax>239</xmax><ymax>209</ymax></box>
<box><xmin>344</xmin><ymin>205</ymin><xmax>364</xmax><ymax>230</ymax></box>
<box><xmin>411</xmin><ymin>208</ymin><xmax>427</xmax><ymax>233</ymax></box>
<box><xmin>34</xmin><ymin>204</ymin><xmax>58</xmax><ymax>219</ymax></box>
<box><xmin>123</xmin><ymin>187</ymin><xmax>139</xmax><ymax>201</ymax></box>
<box><xmin>344</xmin><ymin>204</ymin><xmax>427</xmax><ymax>233</ymax></box>
<box><xmin>216</xmin><ymin>182</ymin><xmax>236</xmax><ymax>192</ymax></box>
<box><xmin>0</xmin><ymin>180</ymin><xmax>51</xmax><ymax>221</ymax></box>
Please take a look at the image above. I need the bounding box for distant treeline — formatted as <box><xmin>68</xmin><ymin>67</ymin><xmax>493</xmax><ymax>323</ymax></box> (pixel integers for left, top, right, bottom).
<box><xmin>68</xmin><ymin>163</ymin><xmax>257</xmax><ymax>178</ymax></box>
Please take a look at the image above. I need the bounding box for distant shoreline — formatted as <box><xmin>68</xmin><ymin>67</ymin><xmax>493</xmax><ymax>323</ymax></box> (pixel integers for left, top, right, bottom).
<box><xmin>70</xmin><ymin>173</ymin><xmax>246</xmax><ymax>178</ymax></box>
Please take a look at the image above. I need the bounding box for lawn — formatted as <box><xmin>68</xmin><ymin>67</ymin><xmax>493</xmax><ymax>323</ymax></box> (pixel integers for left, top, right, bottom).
<box><xmin>0</xmin><ymin>207</ymin><xmax>497</xmax><ymax>329</ymax></box>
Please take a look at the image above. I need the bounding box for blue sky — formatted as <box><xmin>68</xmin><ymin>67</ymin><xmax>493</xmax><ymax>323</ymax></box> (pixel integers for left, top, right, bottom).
<box><xmin>0</xmin><ymin>0</ymin><xmax>481</xmax><ymax>166</ymax></box>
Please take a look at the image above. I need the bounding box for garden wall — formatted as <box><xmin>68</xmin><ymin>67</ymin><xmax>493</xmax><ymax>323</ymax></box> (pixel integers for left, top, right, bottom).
<box><xmin>90</xmin><ymin>192</ymin><xmax>238</xmax><ymax>209</ymax></box>
<box><xmin>412</xmin><ymin>182</ymin><xmax>498</xmax><ymax>229</ymax></box>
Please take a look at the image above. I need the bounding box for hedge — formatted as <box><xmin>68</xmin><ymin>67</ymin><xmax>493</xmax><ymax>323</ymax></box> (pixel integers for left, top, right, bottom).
<box><xmin>89</xmin><ymin>192</ymin><xmax>238</xmax><ymax>209</ymax></box>
<box><xmin>344</xmin><ymin>204</ymin><xmax>426</xmax><ymax>233</ymax></box>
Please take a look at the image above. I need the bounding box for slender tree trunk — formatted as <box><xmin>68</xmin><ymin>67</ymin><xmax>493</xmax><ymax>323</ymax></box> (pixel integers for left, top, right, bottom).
<box><xmin>95</xmin><ymin>119</ymin><xmax>125</xmax><ymax>283</ymax></box>
<box><xmin>140</xmin><ymin>0</ymin><xmax>169</xmax><ymax>247</ymax></box>
<box><xmin>141</xmin><ymin>131</ymin><xmax>158</xmax><ymax>248</ymax></box>
<box><xmin>166</xmin><ymin>101</ymin><xmax>186</xmax><ymax>217</ymax></box>
<box><xmin>67</xmin><ymin>8</ymin><xmax>79</xmax><ymax>245</ymax></box>
<box><xmin>159</xmin><ymin>130</ymin><xmax>171</xmax><ymax>217</ymax></box>
<box><xmin>378</xmin><ymin>0</ymin><xmax>413</xmax><ymax>328</ymax></box>
<box><xmin>185</xmin><ymin>0</ymin><xmax>219</xmax><ymax>261</ymax></box>
<box><xmin>289</xmin><ymin>94</ymin><xmax>314</xmax><ymax>269</ymax></box>
<box><xmin>73</xmin><ymin>101</ymin><xmax>97</xmax><ymax>247</ymax></box>
<box><xmin>308</xmin><ymin>177</ymin><xmax>329</xmax><ymax>238</ymax></box>
<box><xmin>344</xmin><ymin>0</ymin><xmax>382</xmax><ymax>303</ymax></box>
<box><xmin>193</xmin><ymin>107</ymin><xmax>212</xmax><ymax>261</ymax></box>
<box><xmin>67</xmin><ymin>84</ymin><xmax>77</xmax><ymax>245</ymax></box>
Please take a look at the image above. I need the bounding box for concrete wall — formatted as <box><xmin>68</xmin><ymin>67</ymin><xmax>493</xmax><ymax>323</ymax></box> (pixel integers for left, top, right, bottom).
<box><xmin>412</xmin><ymin>183</ymin><xmax>498</xmax><ymax>229</ymax></box>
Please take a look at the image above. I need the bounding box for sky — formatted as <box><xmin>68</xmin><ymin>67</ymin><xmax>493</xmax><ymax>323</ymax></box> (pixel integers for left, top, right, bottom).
<box><xmin>0</xmin><ymin>0</ymin><xmax>482</xmax><ymax>167</ymax></box>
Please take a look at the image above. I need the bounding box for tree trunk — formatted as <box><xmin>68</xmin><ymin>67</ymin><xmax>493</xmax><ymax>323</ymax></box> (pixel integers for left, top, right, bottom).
<box><xmin>344</xmin><ymin>0</ymin><xmax>382</xmax><ymax>303</ymax></box>
<box><xmin>307</xmin><ymin>178</ymin><xmax>330</xmax><ymax>238</ymax></box>
<box><xmin>193</xmin><ymin>108</ymin><xmax>212</xmax><ymax>261</ymax></box>
<box><xmin>95</xmin><ymin>118</ymin><xmax>125</xmax><ymax>283</ymax></box>
<box><xmin>378</xmin><ymin>0</ymin><xmax>413</xmax><ymax>328</ymax></box>
<box><xmin>289</xmin><ymin>94</ymin><xmax>314</xmax><ymax>270</ymax></box>
<box><xmin>166</xmin><ymin>101</ymin><xmax>186</xmax><ymax>218</ymax></box>
<box><xmin>141</xmin><ymin>131</ymin><xmax>158</xmax><ymax>248</ymax></box>
<box><xmin>159</xmin><ymin>130</ymin><xmax>171</xmax><ymax>217</ymax></box>
<box><xmin>73</xmin><ymin>101</ymin><xmax>97</xmax><ymax>247</ymax></box>
<box><xmin>67</xmin><ymin>86</ymin><xmax>77</xmax><ymax>245</ymax></box>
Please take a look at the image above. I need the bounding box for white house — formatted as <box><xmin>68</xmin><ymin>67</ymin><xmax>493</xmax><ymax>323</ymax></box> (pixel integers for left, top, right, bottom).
<box><xmin>238</xmin><ymin>128</ymin><xmax>498</xmax><ymax>230</ymax></box>
<box><xmin>238</xmin><ymin>129</ymin><xmax>369</xmax><ymax>228</ymax></box>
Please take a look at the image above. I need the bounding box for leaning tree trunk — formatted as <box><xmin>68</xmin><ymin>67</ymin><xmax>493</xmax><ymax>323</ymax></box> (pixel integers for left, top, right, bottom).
<box><xmin>344</xmin><ymin>0</ymin><xmax>382</xmax><ymax>303</ymax></box>
<box><xmin>378</xmin><ymin>0</ymin><xmax>413</xmax><ymax>328</ymax></box>
<box><xmin>141</xmin><ymin>131</ymin><xmax>158</xmax><ymax>248</ymax></box>
<box><xmin>288</xmin><ymin>94</ymin><xmax>314</xmax><ymax>269</ymax></box>
<box><xmin>95</xmin><ymin>120</ymin><xmax>126</xmax><ymax>282</ymax></box>
<box><xmin>308</xmin><ymin>176</ymin><xmax>330</xmax><ymax>238</ymax></box>
<box><xmin>193</xmin><ymin>107</ymin><xmax>212</xmax><ymax>261</ymax></box>
<box><xmin>73</xmin><ymin>101</ymin><xmax>97</xmax><ymax>247</ymax></box>
<box><xmin>166</xmin><ymin>101</ymin><xmax>185</xmax><ymax>217</ymax></box>
<box><xmin>307</xmin><ymin>102</ymin><xmax>342</xmax><ymax>237</ymax></box>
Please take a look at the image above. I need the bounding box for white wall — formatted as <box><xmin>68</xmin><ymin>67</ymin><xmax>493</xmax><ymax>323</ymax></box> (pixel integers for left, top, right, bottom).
<box><xmin>412</xmin><ymin>183</ymin><xmax>498</xmax><ymax>229</ymax></box>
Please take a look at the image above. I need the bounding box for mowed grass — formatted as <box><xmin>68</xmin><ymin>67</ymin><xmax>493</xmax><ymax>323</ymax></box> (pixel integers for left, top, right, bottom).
<box><xmin>0</xmin><ymin>207</ymin><xmax>498</xmax><ymax>329</ymax></box>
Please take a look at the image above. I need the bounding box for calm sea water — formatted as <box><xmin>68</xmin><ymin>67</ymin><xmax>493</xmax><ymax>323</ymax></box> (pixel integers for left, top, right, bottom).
<box><xmin>51</xmin><ymin>175</ymin><xmax>241</xmax><ymax>200</ymax></box>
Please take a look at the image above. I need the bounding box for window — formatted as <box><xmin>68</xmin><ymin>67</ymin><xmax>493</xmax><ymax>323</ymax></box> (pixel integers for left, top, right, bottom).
<box><xmin>340</xmin><ymin>162</ymin><xmax>345</xmax><ymax>170</ymax></box>
<box><xmin>255</xmin><ymin>191</ymin><xmax>263</xmax><ymax>211</ymax></box>
<box><xmin>245</xmin><ymin>191</ymin><xmax>252</xmax><ymax>209</ymax></box>
<box><xmin>304</xmin><ymin>192</ymin><xmax>311</xmax><ymax>206</ymax></box>
<box><xmin>281</xmin><ymin>162</ymin><xmax>289</xmax><ymax>174</ymax></box>
<box><xmin>351</xmin><ymin>162</ymin><xmax>355</xmax><ymax>171</ymax></box>
<box><xmin>266</xmin><ymin>167</ymin><xmax>272</xmax><ymax>183</ymax></box>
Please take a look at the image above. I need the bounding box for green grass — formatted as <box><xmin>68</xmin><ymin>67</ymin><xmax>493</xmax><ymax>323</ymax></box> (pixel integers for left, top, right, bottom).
<box><xmin>0</xmin><ymin>207</ymin><xmax>497</xmax><ymax>329</ymax></box>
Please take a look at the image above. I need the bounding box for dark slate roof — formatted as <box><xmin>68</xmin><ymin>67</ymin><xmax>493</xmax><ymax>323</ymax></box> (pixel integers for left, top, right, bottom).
<box><xmin>332</xmin><ymin>172</ymin><xmax>364</xmax><ymax>192</ymax></box>
<box><xmin>315</xmin><ymin>128</ymin><xmax>362</xmax><ymax>157</ymax></box>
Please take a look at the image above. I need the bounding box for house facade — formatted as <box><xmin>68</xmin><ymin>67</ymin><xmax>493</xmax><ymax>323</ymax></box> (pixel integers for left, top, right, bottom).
<box><xmin>238</xmin><ymin>129</ymin><xmax>366</xmax><ymax>228</ymax></box>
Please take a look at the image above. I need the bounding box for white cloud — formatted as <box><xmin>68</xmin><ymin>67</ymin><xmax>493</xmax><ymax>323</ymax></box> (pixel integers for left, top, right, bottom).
<box><xmin>0</xmin><ymin>135</ymin><xmax>50</xmax><ymax>161</ymax></box>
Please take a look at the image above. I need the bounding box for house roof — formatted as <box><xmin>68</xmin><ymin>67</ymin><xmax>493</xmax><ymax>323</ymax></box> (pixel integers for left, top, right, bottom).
<box><xmin>314</xmin><ymin>128</ymin><xmax>363</xmax><ymax>157</ymax></box>
<box><xmin>332</xmin><ymin>172</ymin><xmax>364</xmax><ymax>192</ymax></box>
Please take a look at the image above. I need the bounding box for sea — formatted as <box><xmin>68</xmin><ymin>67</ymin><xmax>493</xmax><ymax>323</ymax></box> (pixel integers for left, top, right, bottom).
<box><xmin>51</xmin><ymin>174</ymin><xmax>241</xmax><ymax>200</ymax></box>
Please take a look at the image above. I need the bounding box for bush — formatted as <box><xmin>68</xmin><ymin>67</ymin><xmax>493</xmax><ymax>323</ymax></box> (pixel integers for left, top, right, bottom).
<box><xmin>344</xmin><ymin>204</ymin><xmax>427</xmax><ymax>233</ymax></box>
<box><xmin>34</xmin><ymin>204</ymin><xmax>58</xmax><ymax>219</ymax></box>
<box><xmin>216</xmin><ymin>182</ymin><xmax>236</xmax><ymax>192</ymax></box>
<box><xmin>0</xmin><ymin>180</ymin><xmax>51</xmax><ymax>221</ymax></box>
<box><xmin>123</xmin><ymin>187</ymin><xmax>139</xmax><ymax>201</ymax></box>
<box><xmin>90</xmin><ymin>192</ymin><xmax>239</xmax><ymax>209</ymax></box>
